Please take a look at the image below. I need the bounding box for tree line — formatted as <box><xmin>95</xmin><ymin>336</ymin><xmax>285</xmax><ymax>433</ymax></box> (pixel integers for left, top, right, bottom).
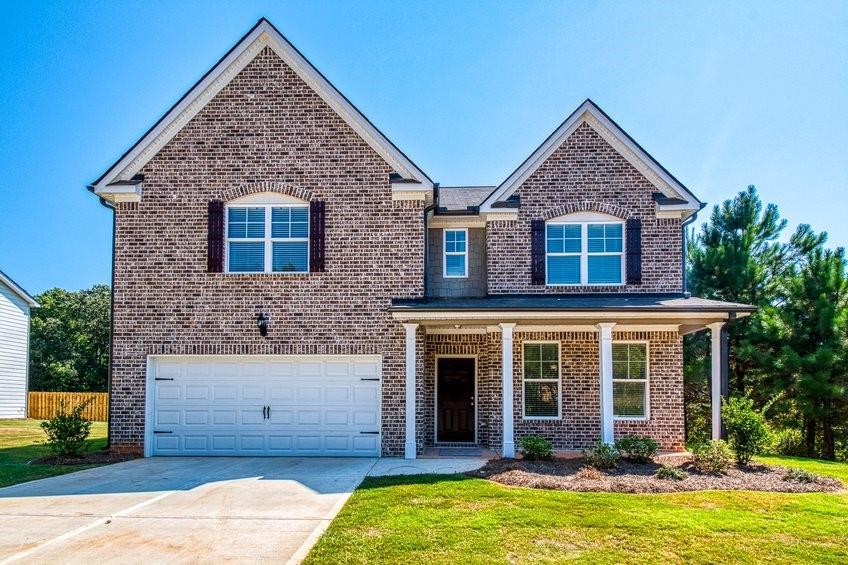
<box><xmin>686</xmin><ymin>186</ymin><xmax>847</xmax><ymax>461</ymax></box>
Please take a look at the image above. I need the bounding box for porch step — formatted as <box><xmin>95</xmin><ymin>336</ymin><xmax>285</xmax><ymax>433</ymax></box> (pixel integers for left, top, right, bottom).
<box><xmin>434</xmin><ymin>442</ymin><xmax>478</xmax><ymax>449</ymax></box>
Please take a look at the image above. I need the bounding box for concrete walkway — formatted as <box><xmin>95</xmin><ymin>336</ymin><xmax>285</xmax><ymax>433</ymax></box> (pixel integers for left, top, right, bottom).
<box><xmin>0</xmin><ymin>457</ymin><xmax>377</xmax><ymax>564</ymax></box>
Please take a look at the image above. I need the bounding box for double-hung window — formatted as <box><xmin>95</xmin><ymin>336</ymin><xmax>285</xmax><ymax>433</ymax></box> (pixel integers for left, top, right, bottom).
<box><xmin>523</xmin><ymin>342</ymin><xmax>561</xmax><ymax>418</ymax></box>
<box><xmin>612</xmin><ymin>342</ymin><xmax>649</xmax><ymax>419</ymax></box>
<box><xmin>546</xmin><ymin>218</ymin><xmax>623</xmax><ymax>285</ymax></box>
<box><xmin>443</xmin><ymin>229</ymin><xmax>468</xmax><ymax>278</ymax></box>
<box><xmin>227</xmin><ymin>204</ymin><xmax>309</xmax><ymax>273</ymax></box>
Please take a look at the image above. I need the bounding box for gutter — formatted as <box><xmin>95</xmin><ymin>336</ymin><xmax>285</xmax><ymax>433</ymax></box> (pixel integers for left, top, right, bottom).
<box><xmin>88</xmin><ymin>185</ymin><xmax>116</xmax><ymax>450</ymax></box>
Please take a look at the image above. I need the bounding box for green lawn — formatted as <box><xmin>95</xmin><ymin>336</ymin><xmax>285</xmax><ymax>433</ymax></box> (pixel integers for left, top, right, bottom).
<box><xmin>307</xmin><ymin>456</ymin><xmax>848</xmax><ymax>564</ymax></box>
<box><xmin>0</xmin><ymin>419</ymin><xmax>108</xmax><ymax>488</ymax></box>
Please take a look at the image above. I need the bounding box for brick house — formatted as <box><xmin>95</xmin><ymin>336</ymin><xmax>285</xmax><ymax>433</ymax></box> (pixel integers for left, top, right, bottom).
<box><xmin>89</xmin><ymin>19</ymin><xmax>753</xmax><ymax>458</ymax></box>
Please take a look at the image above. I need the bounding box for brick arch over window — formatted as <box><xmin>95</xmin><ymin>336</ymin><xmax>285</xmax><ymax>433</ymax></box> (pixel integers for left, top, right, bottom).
<box><xmin>220</xmin><ymin>181</ymin><xmax>314</xmax><ymax>203</ymax></box>
<box><xmin>540</xmin><ymin>201</ymin><xmax>634</xmax><ymax>220</ymax></box>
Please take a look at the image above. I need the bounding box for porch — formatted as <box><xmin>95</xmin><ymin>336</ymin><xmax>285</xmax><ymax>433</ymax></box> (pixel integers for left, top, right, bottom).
<box><xmin>391</xmin><ymin>294</ymin><xmax>755</xmax><ymax>459</ymax></box>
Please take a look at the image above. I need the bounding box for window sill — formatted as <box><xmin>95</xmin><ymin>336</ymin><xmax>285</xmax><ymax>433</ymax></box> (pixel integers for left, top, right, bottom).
<box><xmin>614</xmin><ymin>416</ymin><xmax>649</xmax><ymax>422</ymax></box>
<box><xmin>545</xmin><ymin>283</ymin><xmax>625</xmax><ymax>287</ymax></box>
<box><xmin>222</xmin><ymin>272</ymin><xmax>314</xmax><ymax>276</ymax></box>
<box><xmin>522</xmin><ymin>416</ymin><xmax>562</xmax><ymax>421</ymax></box>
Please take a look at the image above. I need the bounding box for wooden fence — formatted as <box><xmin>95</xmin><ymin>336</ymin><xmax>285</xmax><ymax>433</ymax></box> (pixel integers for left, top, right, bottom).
<box><xmin>28</xmin><ymin>392</ymin><xmax>109</xmax><ymax>422</ymax></box>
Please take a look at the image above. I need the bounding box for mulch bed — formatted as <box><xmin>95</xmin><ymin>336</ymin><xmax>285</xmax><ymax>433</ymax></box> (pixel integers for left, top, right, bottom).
<box><xmin>467</xmin><ymin>454</ymin><xmax>843</xmax><ymax>494</ymax></box>
<box><xmin>33</xmin><ymin>450</ymin><xmax>139</xmax><ymax>466</ymax></box>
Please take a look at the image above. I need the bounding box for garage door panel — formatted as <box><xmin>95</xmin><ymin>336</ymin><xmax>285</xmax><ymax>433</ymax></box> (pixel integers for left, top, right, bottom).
<box><xmin>150</xmin><ymin>356</ymin><xmax>381</xmax><ymax>456</ymax></box>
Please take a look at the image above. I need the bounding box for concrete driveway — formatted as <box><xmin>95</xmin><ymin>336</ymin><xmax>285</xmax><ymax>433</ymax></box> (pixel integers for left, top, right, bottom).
<box><xmin>0</xmin><ymin>457</ymin><xmax>377</xmax><ymax>564</ymax></box>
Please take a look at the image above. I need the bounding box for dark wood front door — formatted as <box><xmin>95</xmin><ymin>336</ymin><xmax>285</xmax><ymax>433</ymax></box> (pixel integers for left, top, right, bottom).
<box><xmin>437</xmin><ymin>357</ymin><xmax>475</xmax><ymax>443</ymax></box>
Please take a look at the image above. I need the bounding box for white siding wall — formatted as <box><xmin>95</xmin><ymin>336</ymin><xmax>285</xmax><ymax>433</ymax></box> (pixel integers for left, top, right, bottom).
<box><xmin>0</xmin><ymin>281</ymin><xmax>31</xmax><ymax>418</ymax></box>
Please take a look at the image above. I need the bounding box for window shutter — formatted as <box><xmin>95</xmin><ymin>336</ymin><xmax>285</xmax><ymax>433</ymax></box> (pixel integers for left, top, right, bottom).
<box><xmin>207</xmin><ymin>200</ymin><xmax>224</xmax><ymax>273</ymax></box>
<box><xmin>531</xmin><ymin>219</ymin><xmax>545</xmax><ymax>285</ymax></box>
<box><xmin>309</xmin><ymin>200</ymin><xmax>326</xmax><ymax>272</ymax></box>
<box><xmin>625</xmin><ymin>217</ymin><xmax>642</xmax><ymax>285</ymax></box>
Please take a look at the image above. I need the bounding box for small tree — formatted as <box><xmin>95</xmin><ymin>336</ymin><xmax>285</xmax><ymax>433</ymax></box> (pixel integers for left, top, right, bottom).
<box><xmin>722</xmin><ymin>396</ymin><xmax>770</xmax><ymax>465</ymax></box>
<box><xmin>41</xmin><ymin>399</ymin><xmax>94</xmax><ymax>458</ymax></box>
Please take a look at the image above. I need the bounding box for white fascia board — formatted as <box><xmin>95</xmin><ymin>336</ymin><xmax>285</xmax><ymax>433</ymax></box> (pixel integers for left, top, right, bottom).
<box><xmin>429</xmin><ymin>216</ymin><xmax>486</xmax><ymax>228</ymax></box>
<box><xmin>95</xmin><ymin>183</ymin><xmax>142</xmax><ymax>203</ymax></box>
<box><xmin>391</xmin><ymin>310</ymin><xmax>731</xmax><ymax>322</ymax></box>
<box><xmin>479</xmin><ymin>100</ymin><xmax>703</xmax><ymax>216</ymax></box>
<box><xmin>91</xmin><ymin>19</ymin><xmax>432</xmax><ymax>194</ymax></box>
<box><xmin>0</xmin><ymin>272</ymin><xmax>39</xmax><ymax>308</ymax></box>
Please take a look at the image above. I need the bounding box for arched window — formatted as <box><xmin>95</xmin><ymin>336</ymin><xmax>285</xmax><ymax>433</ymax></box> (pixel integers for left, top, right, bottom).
<box><xmin>225</xmin><ymin>193</ymin><xmax>309</xmax><ymax>273</ymax></box>
<box><xmin>545</xmin><ymin>211</ymin><xmax>624</xmax><ymax>285</ymax></box>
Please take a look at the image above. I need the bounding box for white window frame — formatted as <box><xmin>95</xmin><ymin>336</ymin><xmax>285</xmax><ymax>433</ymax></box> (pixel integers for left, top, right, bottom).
<box><xmin>521</xmin><ymin>341</ymin><xmax>562</xmax><ymax>420</ymax></box>
<box><xmin>443</xmin><ymin>228</ymin><xmax>469</xmax><ymax>279</ymax></box>
<box><xmin>612</xmin><ymin>340</ymin><xmax>650</xmax><ymax>421</ymax></box>
<box><xmin>545</xmin><ymin>214</ymin><xmax>625</xmax><ymax>286</ymax></box>
<box><xmin>225</xmin><ymin>202</ymin><xmax>309</xmax><ymax>274</ymax></box>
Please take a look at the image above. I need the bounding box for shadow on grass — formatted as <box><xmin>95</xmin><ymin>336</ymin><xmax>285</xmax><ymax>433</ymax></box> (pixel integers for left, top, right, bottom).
<box><xmin>358</xmin><ymin>473</ymin><xmax>476</xmax><ymax>490</ymax></box>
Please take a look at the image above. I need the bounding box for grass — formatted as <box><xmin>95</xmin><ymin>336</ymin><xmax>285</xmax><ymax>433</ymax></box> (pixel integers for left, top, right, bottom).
<box><xmin>755</xmin><ymin>455</ymin><xmax>848</xmax><ymax>484</ymax></box>
<box><xmin>307</xmin><ymin>456</ymin><xmax>848</xmax><ymax>564</ymax></box>
<box><xmin>0</xmin><ymin>418</ymin><xmax>108</xmax><ymax>488</ymax></box>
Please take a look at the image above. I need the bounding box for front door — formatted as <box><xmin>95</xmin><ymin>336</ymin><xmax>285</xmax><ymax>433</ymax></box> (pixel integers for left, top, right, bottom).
<box><xmin>436</xmin><ymin>357</ymin><xmax>475</xmax><ymax>443</ymax></box>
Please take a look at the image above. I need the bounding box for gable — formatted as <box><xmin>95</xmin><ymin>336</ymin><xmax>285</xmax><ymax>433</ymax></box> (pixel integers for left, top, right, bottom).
<box><xmin>0</xmin><ymin>271</ymin><xmax>38</xmax><ymax>309</ymax></box>
<box><xmin>90</xmin><ymin>19</ymin><xmax>432</xmax><ymax>201</ymax></box>
<box><xmin>480</xmin><ymin>100</ymin><xmax>703</xmax><ymax>218</ymax></box>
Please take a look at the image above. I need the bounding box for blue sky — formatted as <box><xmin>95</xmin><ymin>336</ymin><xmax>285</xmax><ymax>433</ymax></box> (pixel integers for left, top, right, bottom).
<box><xmin>1</xmin><ymin>1</ymin><xmax>846</xmax><ymax>294</ymax></box>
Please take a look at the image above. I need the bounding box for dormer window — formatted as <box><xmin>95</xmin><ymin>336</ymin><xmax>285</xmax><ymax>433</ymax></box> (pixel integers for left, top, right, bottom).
<box><xmin>225</xmin><ymin>193</ymin><xmax>309</xmax><ymax>273</ymax></box>
<box><xmin>546</xmin><ymin>212</ymin><xmax>624</xmax><ymax>285</ymax></box>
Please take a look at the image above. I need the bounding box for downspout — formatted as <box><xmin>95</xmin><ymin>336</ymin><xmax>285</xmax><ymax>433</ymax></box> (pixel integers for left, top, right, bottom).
<box><xmin>89</xmin><ymin>187</ymin><xmax>116</xmax><ymax>450</ymax></box>
<box><xmin>681</xmin><ymin>210</ymin><xmax>700</xmax><ymax>297</ymax></box>
<box><xmin>422</xmin><ymin>183</ymin><xmax>439</xmax><ymax>299</ymax></box>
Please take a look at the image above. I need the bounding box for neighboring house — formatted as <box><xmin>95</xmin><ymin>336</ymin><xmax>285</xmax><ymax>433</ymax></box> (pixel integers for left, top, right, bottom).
<box><xmin>89</xmin><ymin>19</ymin><xmax>753</xmax><ymax>458</ymax></box>
<box><xmin>0</xmin><ymin>270</ymin><xmax>38</xmax><ymax>419</ymax></box>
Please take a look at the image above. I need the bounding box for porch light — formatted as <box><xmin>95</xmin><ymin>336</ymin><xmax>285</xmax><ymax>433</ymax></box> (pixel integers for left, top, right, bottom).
<box><xmin>454</xmin><ymin>324</ymin><xmax>461</xmax><ymax>329</ymax></box>
<box><xmin>256</xmin><ymin>312</ymin><xmax>269</xmax><ymax>337</ymax></box>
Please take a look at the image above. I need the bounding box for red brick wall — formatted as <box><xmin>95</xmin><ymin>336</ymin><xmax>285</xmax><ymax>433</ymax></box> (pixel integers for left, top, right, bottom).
<box><xmin>420</xmin><ymin>330</ymin><xmax>684</xmax><ymax>452</ymax></box>
<box><xmin>487</xmin><ymin>122</ymin><xmax>683</xmax><ymax>294</ymax></box>
<box><xmin>109</xmin><ymin>47</ymin><xmax>423</xmax><ymax>454</ymax></box>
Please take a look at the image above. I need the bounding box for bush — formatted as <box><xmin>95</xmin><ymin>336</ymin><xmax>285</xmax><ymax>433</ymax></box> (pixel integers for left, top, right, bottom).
<box><xmin>656</xmin><ymin>466</ymin><xmax>687</xmax><ymax>480</ymax></box>
<box><xmin>520</xmin><ymin>436</ymin><xmax>554</xmax><ymax>461</ymax></box>
<box><xmin>769</xmin><ymin>428</ymin><xmax>805</xmax><ymax>457</ymax></box>
<box><xmin>722</xmin><ymin>396</ymin><xmax>770</xmax><ymax>465</ymax></box>
<box><xmin>614</xmin><ymin>435</ymin><xmax>659</xmax><ymax>463</ymax></box>
<box><xmin>583</xmin><ymin>441</ymin><xmax>620</xmax><ymax>469</ymax></box>
<box><xmin>782</xmin><ymin>467</ymin><xmax>816</xmax><ymax>483</ymax></box>
<box><xmin>692</xmin><ymin>440</ymin><xmax>734</xmax><ymax>474</ymax></box>
<box><xmin>40</xmin><ymin>398</ymin><xmax>94</xmax><ymax>458</ymax></box>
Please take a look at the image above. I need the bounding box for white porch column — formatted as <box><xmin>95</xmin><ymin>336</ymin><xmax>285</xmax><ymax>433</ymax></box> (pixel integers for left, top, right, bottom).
<box><xmin>403</xmin><ymin>323</ymin><xmax>419</xmax><ymax>459</ymax></box>
<box><xmin>500</xmin><ymin>323</ymin><xmax>517</xmax><ymax>458</ymax></box>
<box><xmin>708</xmin><ymin>322</ymin><xmax>726</xmax><ymax>440</ymax></box>
<box><xmin>597</xmin><ymin>322</ymin><xmax>616</xmax><ymax>444</ymax></box>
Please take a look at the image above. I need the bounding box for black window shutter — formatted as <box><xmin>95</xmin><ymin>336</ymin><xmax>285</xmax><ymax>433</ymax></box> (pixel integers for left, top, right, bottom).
<box><xmin>531</xmin><ymin>219</ymin><xmax>545</xmax><ymax>285</ymax></box>
<box><xmin>207</xmin><ymin>200</ymin><xmax>224</xmax><ymax>273</ymax></box>
<box><xmin>309</xmin><ymin>200</ymin><xmax>326</xmax><ymax>272</ymax></box>
<box><xmin>626</xmin><ymin>217</ymin><xmax>642</xmax><ymax>285</ymax></box>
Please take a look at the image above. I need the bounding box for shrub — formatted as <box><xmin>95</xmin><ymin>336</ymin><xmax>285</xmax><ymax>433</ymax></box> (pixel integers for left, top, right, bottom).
<box><xmin>722</xmin><ymin>396</ymin><xmax>770</xmax><ymax>465</ymax></box>
<box><xmin>520</xmin><ymin>436</ymin><xmax>554</xmax><ymax>461</ymax></box>
<box><xmin>583</xmin><ymin>441</ymin><xmax>620</xmax><ymax>469</ymax></box>
<box><xmin>615</xmin><ymin>435</ymin><xmax>659</xmax><ymax>463</ymax></box>
<box><xmin>769</xmin><ymin>428</ymin><xmax>805</xmax><ymax>457</ymax></box>
<box><xmin>783</xmin><ymin>467</ymin><xmax>816</xmax><ymax>483</ymax></box>
<box><xmin>692</xmin><ymin>440</ymin><xmax>734</xmax><ymax>474</ymax></box>
<box><xmin>40</xmin><ymin>398</ymin><xmax>94</xmax><ymax>458</ymax></box>
<box><xmin>656</xmin><ymin>466</ymin><xmax>687</xmax><ymax>480</ymax></box>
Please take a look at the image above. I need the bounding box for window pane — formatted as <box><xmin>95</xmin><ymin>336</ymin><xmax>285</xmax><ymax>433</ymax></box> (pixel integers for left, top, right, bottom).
<box><xmin>228</xmin><ymin>208</ymin><xmax>246</xmax><ymax>222</ymax></box>
<box><xmin>445</xmin><ymin>254</ymin><xmax>466</xmax><ymax>277</ymax></box>
<box><xmin>228</xmin><ymin>207</ymin><xmax>265</xmax><ymax>239</ymax></box>
<box><xmin>525</xmin><ymin>381</ymin><xmax>559</xmax><ymax>417</ymax></box>
<box><xmin>628</xmin><ymin>343</ymin><xmax>646</xmax><ymax>364</ymax></box>
<box><xmin>547</xmin><ymin>256</ymin><xmax>580</xmax><ymax>284</ymax></box>
<box><xmin>547</xmin><ymin>237</ymin><xmax>564</xmax><ymax>253</ymax></box>
<box><xmin>245</xmin><ymin>207</ymin><xmax>265</xmax><ymax>238</ymax></box>
<box><xmin>524</xmin><ymin>360</ymin><xmax>541</xmax><ymax>379</ymax></box>
<box><xmin>540</xmin><ymin>343</ymin><xmax>559</xmax><ymax>362</ymax></box>
<box><xmin>563</xmin><ymin>224</ymin><xmax>581</xmax><ymax>252</ymax></box>
<box><xmin>605</xmin><ymin>224</ymin><xmax>623</xmax><ymax>238</ymax></box>
<box><xmin>524</xmin><ymin>344</ymin><xmax>541</xmax><ymax>362</ymax></box>
<box><xmin>588</xmin><ymin>255</ymin><xmax>622</xmax><ymax>284</ymax></box>
<box><xmin>587</xmin><ymin>237</ymin><xmax>605</xmax><ymax>253</ymax></box>
<box><xmin>612</xmin><ymin>361</ymin><xmax>629</xmax><ymax>379</ymax></box>
<box><xmin>271</xmin><ymin>208</ymin><xmax>290</xmax><ymax>238</ymax></box>
<box><xmin>228</xmin><ymin>242</ymin><xmax>264</xmax><ymax>272</ymax></box>
<box><xmin>614</xmin><ymin>381</ymin><xmax>646</xmax><ymax>417</ymax></box>
<box><xmin>290</xmin><ymin>207</ymin><xmax>308</xmax><ymax>237</ymax></box>
<box><xmin>612</xmin><ymin>344</ymin><xmax>628</xmax><ymax>362</ymax></box>
<box><xmin>272</xmin><ymin>242</ymin><xmax>308</xmax><ymax>272</ymax></box>
<box><xmin>540</xmin><ymin>359</ymin><xmax>559</xmax><ymax>380</ymax></box>
<box><xmin>546</xmin><ymin>224</ymin><xmax>563</xmax><ymax>240</ymax></box>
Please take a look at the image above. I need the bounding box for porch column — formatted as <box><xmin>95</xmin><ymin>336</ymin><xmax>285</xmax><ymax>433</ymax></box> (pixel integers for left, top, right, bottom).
<box><xmin>500</xmin><ymin>323</ymin><xmax>516</xmax><ymax>458</ymax></box>
<box><xmin>708</xmin><ymin>322</ymin><xmax>727</xmax><ymax>440</ymax></box>
<box><xmin>597</xmin><ymin>322</ymin><xmax>616</xmax><ymax>444</ymax></box>
<box><xmin>403</xmin><ymin>323</ymin><xmax>419</xmax><ymax>459</ymax></box>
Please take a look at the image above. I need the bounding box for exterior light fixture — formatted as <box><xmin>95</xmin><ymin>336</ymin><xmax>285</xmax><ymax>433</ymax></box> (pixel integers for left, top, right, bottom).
<box><xmin>256</xmin><ymin>312</ymin><xmax>269</xmax><ymax>337</ymax></box>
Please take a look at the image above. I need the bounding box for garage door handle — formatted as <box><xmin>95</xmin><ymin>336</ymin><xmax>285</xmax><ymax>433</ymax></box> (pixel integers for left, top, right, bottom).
<box><xmin>360</xmin><ymin>378</ymin><xmax>380</xmax><ymax>381</ymax></box>
<box><xmin>153</xmin><ymin>430</ymin><xmax>173</xmax><ymax>434</ymax></box>
<box><xmin>360</xmin><ymin>431</ymin><xmax>379</xmax><ymax>435</ymax></box>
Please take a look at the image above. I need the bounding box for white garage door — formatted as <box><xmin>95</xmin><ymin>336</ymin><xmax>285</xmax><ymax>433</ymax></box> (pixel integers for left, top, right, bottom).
<box><xmin>147</xmin><ymin>356</ymin><xmax>381</xmax><ymax>457</ymax></box>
